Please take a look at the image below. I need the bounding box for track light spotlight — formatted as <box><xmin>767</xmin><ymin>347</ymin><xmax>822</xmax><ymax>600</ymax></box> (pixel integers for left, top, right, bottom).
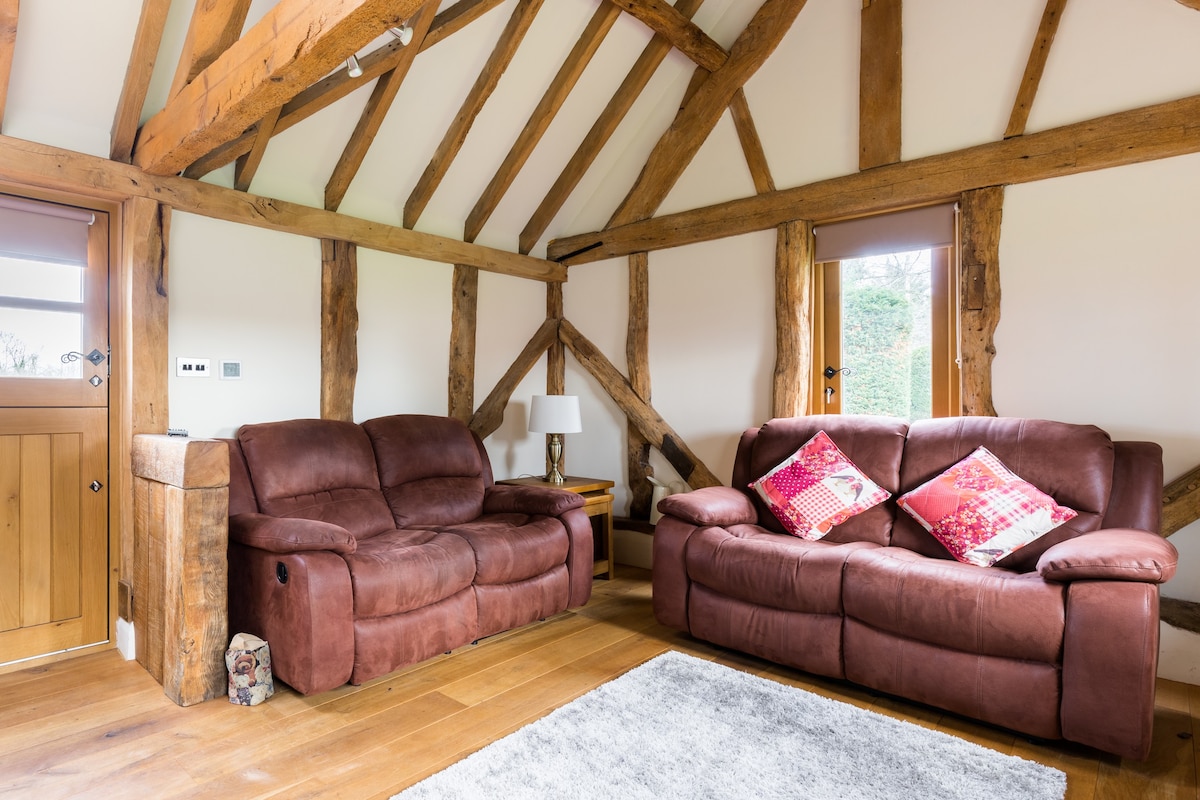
<box><xmin>388</xmin><ymin>23</ymin><xmax>414</xmax><ymax>46</ymax></box>
<box><xmin>346</xmin><ymin>54</ymin><xmax>363</xmax><ymax>78</ymax></box>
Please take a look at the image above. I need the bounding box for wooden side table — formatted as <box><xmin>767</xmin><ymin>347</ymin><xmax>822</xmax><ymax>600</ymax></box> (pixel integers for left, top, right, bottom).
<box><xmin>496</xmin><ymin>476</ymin><xmax>615</xmax><ymax>579</ymax></box>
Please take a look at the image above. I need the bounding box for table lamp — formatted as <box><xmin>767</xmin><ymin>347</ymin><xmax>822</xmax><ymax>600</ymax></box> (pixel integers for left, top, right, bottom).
<box><xmin>528</xmin><ymin>394</ymin><xmax>582</xmax><ymax>484</ymax></box>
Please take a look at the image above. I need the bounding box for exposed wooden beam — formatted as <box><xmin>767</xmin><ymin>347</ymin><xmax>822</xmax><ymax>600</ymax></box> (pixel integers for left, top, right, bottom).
<box><xmin>110</xmin><ymin>0</ymin><xmax>171</xmax><ymax>163</ymax></box>
<box><xmin>608</xmin><ymin>0</ymin><xmax>727</xmax><ymax>71</ymax></box>
<box><xmin>324</xmin><ymin>3</ymin><xmax>435</xmax><ymax>212</ymax></box>
<box><xmin>772</xmin><ymin>220</ymin><xmax>813</xmax><ymax>418</ymax></box>
<box><xmin>0</xmin><ymin>0</ymin><xmax>17</xmax><ymax>129</ymax></box>
<box><xmin>626</xmin><ymin>252</ymin><xmax>654</xmax><ymax>519</ymax></box>
<box><xmin>469</xmin><ymin>317</ymin><xmax>558</xmax><ymax>440</ymax></box>
<box><xmin>404</xmin><ymin>0</ymin><xmax>543</xmax><ymax>230</ymax></box>
<box><xmin>463</xmin><ymin>1</ymin><xmax>621</xmax><ymax>243</ymax></box>
<box><xmin>233</xmin><ymin>105</ymin><xmax>280</xmax><ymax>193</ymax></box>
<box><xmin>729</xmin><ymin>88</ymin><xmax>775</xmax><ymax>194</ymax></box>
<box><xmin>548</xmin><ymin>92</ymin><xmax>1200</xmax><ymax>264</ymax></box>
<box><xmin>517</xmin><ymin>0</ymin><xmax>708</xmax><ymax>255</ymax></box>
<box><xmin>1162</xmin><ymin>464</ymin><xmax>1200</xmax><ymax>537</ymax></box>
<box><xmin>448</xmin><ymin>265</ymin><xmax>479</xmax><ymax>424</ymax></box>
<box><xmin>559</xmin><ymin>318</ymin><xmax>721</xmax><ymax>489</ymax></box>
<box><xmin>167</xmin><ymin>0</ymin><xmax>253</xmax><ymax>100</ymax></box>
<box><xmin>320</xmin><ymin>239</ymin><xmax>358</xmax><ymax>422</ymax></box>
<box><xmin>1005</xmin><ymin>0</ymin><xmax>1069</xmax><ymax>139</ymax></box>
<box><xmin>183</xmin><ymin>0</ymin><xmax>507</xmax><ymax>180</ymax></box>
<box><xmin>0</xmin><ymin>134</ymin><xmax>564</xmax><ymax>282</ymax></box>
<box><xmin>134</xmin><ymin>0</ymin><xmax>425</xmax><ymax>176</ymax></box>
<box><xmin>606</xmin><ymin>0</ymin><xmax>808</xmax><ymax>228</ymax></box>
<box><xmin>859</xmin><ymin>0</ymin><xmax>902</xmax><ymax>169</ymax></box>
<box><xmin>546</xmin><ymin>283</ymin><xmax>564</xmax><ymax>396</ymax></box>
<box><xmin>958</xmin><ymin>187</ymin><xmax>1003</xmax><ymax>417</ymax></box>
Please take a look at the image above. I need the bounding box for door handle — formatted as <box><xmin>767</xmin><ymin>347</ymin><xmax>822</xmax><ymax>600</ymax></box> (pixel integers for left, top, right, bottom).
<box><xmin>823</xmin><ymin>365</ymin><xmax>852</xmax><ymax>380</ymax></box>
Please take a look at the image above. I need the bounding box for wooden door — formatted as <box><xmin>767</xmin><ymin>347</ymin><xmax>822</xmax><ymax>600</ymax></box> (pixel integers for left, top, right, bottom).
<box><xmin>0</xmin><ymin>198</ymin><xmax>110</xmax><ymax>667</ymax></box>
<box><xmin>0</xmin><ymin>409</ymin><xmax>108</xmax><ymax>662</ymax></box>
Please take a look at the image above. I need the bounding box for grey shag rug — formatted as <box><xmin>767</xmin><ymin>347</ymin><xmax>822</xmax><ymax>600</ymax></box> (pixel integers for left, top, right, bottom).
<box><xmin>392</xmin><ymin>650</ymin><xmax>1066</xmax><ymax>799</ymax></box>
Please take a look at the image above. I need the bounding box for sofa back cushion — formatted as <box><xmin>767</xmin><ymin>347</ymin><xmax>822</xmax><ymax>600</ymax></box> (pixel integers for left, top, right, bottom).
<box><xmin>237</xmin><ymin>418</ymin><xmax>395</xmax><ymax>539</ymax></box>
<box><xmin>362</xmin><ymin>414</ymin><xmax>488</xmax><ymax>527</ymax></box>
<box><xmin>893</xmin><ymin>416</ymin><xmax>1114</xmax><ymax>571</ymax></box>
<box><xmin>737</xmin><ymin>415</ymin><xmax>908</xmax><ymax>546</ymax></box>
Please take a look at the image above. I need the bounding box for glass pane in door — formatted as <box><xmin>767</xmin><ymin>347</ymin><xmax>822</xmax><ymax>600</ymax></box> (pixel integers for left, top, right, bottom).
<box><xmin>0</xmin><ymin>256</ymin><xmax>85</xmax><ymax>379</ymax></box>
<box><xmin>839</xmin><ymin>249</ymin><xmax>933</xmax><ymax>419</ymax></box>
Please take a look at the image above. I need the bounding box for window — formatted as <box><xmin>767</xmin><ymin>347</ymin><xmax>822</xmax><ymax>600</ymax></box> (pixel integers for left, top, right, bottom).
<box><xmin>810</xmin><ymin>205</ymin><xmax>960</xmax><ymax>419</ymax></box>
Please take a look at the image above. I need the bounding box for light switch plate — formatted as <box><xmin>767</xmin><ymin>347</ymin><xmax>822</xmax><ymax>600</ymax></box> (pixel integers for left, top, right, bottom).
<box><xmin>176</xmin><ymin>357</ymin><xmax>210</xmax><ymax>377</ymax></box>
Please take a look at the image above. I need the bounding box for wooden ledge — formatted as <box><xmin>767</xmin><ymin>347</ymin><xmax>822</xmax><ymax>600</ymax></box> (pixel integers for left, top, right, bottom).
<box><xmin>132</xmin><ymin>434</ymin><xmax>229</xmax><ymax>489</ymax></box>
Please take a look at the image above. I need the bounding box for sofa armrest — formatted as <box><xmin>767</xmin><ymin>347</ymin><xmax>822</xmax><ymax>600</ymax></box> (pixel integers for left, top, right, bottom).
<box><xmin>483</xmin><ymin>484</ymin><xmax>584</xmax><ymax>516</ymax></box>
<box><xmin>658</xmin><ymin>486</ymin><xmax>758</xmax><ymax>527</ymax></box>
<box><xmin>229</xmin><ymin>512</ymin><xmax>357</xmax><ymax>556</ymax></box>
<box><xmin>1037</xmin><ymin>530</ymin><xmax>1177</xmax><ymax>584</ymax></box>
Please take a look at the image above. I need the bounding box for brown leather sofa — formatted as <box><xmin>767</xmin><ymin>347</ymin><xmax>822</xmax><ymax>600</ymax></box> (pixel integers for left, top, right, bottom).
<box><xmin>224</xmin><ymin>414</ymin><xmax>594</xmax><ymax>695</ymax></box>
<box><xmin>653</xmin><ymin>415</ymin><xmax>1178</xmax><ymax>760</ymax></box>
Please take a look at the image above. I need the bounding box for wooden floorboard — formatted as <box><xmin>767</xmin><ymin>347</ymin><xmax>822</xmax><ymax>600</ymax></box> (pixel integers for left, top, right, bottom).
<box><xmin>0</xmin><ymin>569</ymin><xmax>1195</xmax><ymax>799</ymax></box>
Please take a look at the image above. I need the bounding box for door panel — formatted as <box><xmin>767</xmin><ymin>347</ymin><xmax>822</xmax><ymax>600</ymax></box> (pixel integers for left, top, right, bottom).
<box><xmin>0</xmin><ymin>399</ymin><xmax>107</xmax><ymax>661</ymax></box>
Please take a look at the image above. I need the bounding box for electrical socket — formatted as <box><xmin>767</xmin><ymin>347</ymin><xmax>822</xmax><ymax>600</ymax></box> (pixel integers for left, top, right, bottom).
<box><xmin>176</xmin><ymin>357</ymin><xmax>211</xmax><ymax>377</ymax></box>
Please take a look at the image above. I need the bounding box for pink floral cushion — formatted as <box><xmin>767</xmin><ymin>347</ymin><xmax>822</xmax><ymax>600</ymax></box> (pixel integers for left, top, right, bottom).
<box><xmin>749</xmin><ymin>430</ymin><xmax>890</xmax><ymax>540</ymax></box>
<box><xmin>897</xmin><ymin>446</ymin><xmax>1078</xmax><ymax>567</ymax></box>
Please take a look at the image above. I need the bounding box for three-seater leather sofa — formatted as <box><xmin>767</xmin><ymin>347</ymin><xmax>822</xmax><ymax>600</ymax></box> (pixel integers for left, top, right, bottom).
<box><xmin>224</xmin><ymin>414</ymin><xmax>594</xmax><ymax>695</ymax></box>
<box><xmin>653</xmin><ymin>414</ymin><xmax>1178</xmax><ymax>759</ymax></box>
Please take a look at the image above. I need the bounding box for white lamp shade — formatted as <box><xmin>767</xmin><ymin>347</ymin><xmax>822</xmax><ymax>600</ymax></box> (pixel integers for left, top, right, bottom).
<box><xmin>528</xmin><ymin>394</ymin><xmax>582</xmax><ymax>434</ymax></box>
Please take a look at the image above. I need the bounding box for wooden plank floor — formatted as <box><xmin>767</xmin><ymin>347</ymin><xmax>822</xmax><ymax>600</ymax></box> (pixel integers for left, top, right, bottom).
<box><xmin>0</xmin><ymin>568</ymin><xmax>1197</xmax><ymax>799</ymax></box>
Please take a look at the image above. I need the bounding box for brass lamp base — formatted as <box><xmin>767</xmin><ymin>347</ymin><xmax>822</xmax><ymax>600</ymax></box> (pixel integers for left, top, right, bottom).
<box><xmin>544</xmin><ymin>433</ymin><xmax>565</xmax><ymax>484</ymax></box>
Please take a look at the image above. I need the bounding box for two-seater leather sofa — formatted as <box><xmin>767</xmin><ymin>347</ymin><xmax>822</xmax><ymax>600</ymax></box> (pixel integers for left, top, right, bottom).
<box><xmin>224</xmin><ymin>414</ymin><xmax>594</xmax><ymax>695</ymax></box>
<box><xmin>653</xmin><ymin>414</ymin><xmax>1178</xmax><ymax>759</ymax></box>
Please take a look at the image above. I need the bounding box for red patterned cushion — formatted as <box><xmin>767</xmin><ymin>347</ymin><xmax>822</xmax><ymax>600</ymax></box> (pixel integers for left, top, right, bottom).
<box><xmin>749</xmin><ymin>430</ymin><xmax>890</xmax><ymax>540</ymax></box>
<box><xmin>897</xmin><ymin>446</ymin><xmax>1078</xmax><ymax>567</ymax></box>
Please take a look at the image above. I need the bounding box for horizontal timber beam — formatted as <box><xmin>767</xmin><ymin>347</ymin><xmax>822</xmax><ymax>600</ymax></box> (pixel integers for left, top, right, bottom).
<box><xmin>548</xmin><ymin>92</ymin><xmax>1200</xmax><ymax>264</ymax></box>
<box><xmin>1162</xmin><ymin>463</ymin><xmax>1200</xmax><ymax>537</ymax></box>
<box><xmin>0</xmin><ymin>134</ymin><xmax>564</xmax><ymax>282</ymax></box>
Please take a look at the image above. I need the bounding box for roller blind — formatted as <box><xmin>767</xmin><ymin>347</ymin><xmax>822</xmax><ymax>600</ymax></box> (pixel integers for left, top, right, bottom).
<box><xmin>814</xmin><ymin>203</ymin><xmax>955</xmax><ymax>263</ymax></box>
<box><xmin>0</xmin><ymin>195</ymin><xmax>95</xmax><ymax>266</ymax></box>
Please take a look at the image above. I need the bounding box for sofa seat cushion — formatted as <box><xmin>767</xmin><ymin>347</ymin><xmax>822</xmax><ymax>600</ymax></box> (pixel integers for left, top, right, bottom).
<box><xmin>437</xmin><ymin>514</ymin><xmax>570</xmax><ymax>585</ymax></box>
<box><xmin>345</xmin><ymin>529</ymin><xmax>476</xmax><ymax>619</ymax></box>
<box><xmin>843</xmin><ymin>547</ymin><xmax>1066</xmax><ymax>663</ymax></box>
<box><xmin>685</xmin><ymin>524</ymin><xmax>879</xmax><ymax>614</ymax></box>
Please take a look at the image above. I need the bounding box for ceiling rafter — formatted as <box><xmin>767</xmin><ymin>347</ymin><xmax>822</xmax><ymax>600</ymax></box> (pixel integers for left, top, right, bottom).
<box><xmin>168</xmin><ymin>0</ymin><xmax>253</xmax><ymax>100</ymax></box>
<box><xmin>182</xmin><ymin>0</ymin><xmax>508</xmax><ymax>180</ymax></box>
<box><xmin>729</xmin><ymin>88</ymin><xmax>774</xmax><ymax>193</ymax></box>
<box><xmin>548</xmin><ymin>92</ymin><xmax>1200</xmax><ymax>265</ymax></box>
<box><xmin>1005</xmin><ymin>0</ymin><xmax>1069</xmax><ymax>139</ymax></box>
<box><xmin>609</xmin><ymin>0</ymin><xmax>727</xmax><ymax>71</ymax></box>
<box><xmin>323</xmin><ymin>2</ymin><xmax>437</xmax><ymax>212</ymax></box>
<box><xmin>517</xmin><ymin>0</ymin><xmax>708</xmax><ymax>255</ymax></box>
<box><xmin>110</xmin><ymin>0</ymin><xmax>171</xmax><ymax>163</ymax></box>
<box><xmin>133</xmin><ymin>0</ymin><xmax>426</xmax><ymax>176</ymax></box>
<box><xmin>463</xmin><ymin>1</ymin><xmax>622</xmax><ymax>243</ymax></box>
<box><xmin>233</xmin><ymin>105</ymin><xmax>280</xmax><ymax>192</ymax></box>
<box><xmin>0</xmin><ymin>0</ymin><xmax>17</xmax><ymax>130</ymax></box>
<box><xmin>606</xmin><ymin>0</ymin><xmax>809</xmax><ymax>228</ymax></box>
<box><xmin>403</xmin><ymin>0</ymin><xmax>545</xmax><ymax>230</ymax></box>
